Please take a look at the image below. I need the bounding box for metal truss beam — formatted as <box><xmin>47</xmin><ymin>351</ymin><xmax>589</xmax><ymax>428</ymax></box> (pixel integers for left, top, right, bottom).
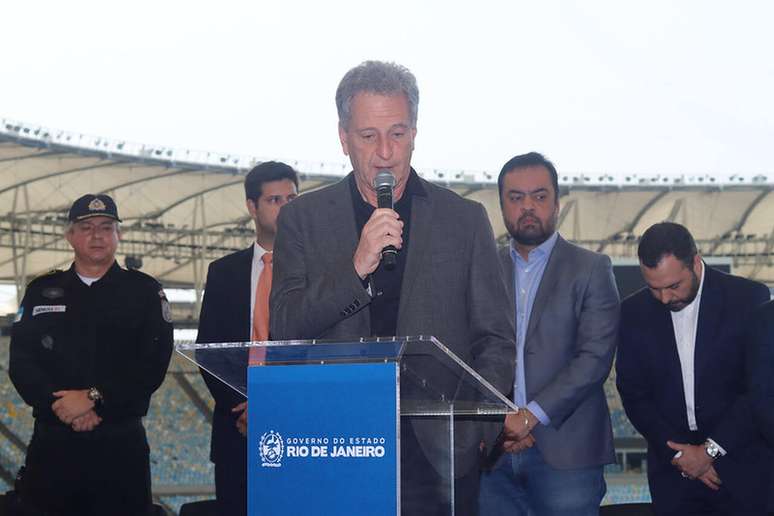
<box><xmin>597</xmin><ymin>190</ymin><xmax>669</xmax><ymax>253</ymax></box>
<box><xmin>708</xmin><ymin>188</ymin><xmax>773</xmax><ymax>254</ymax></box>
<box><xmin>0</xmin><ymin>149</ymin><xmax>63</xmax><ymax>163</ymax></box>
<box><xmin>132</xmin><ymin>179</ymin><xmax>243</xmax><ymax>221</ymax></box>
<box><xmin>0</xmin><ymin>217</ymin><xmax>251</xmax><ymax>264</ymax></box>
<box><xmin>1</xmin><ymin>219</ymin><xmax>772</xmax><ymax>286</ymax></box>
<box><xmin>0</xmin><ymin>160</ymin><xmax>121</xmax><ymax>197</ymax></box>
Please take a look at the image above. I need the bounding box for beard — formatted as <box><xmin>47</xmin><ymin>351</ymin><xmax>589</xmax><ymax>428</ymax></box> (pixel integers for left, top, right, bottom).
<box><xmin>507</xmin><ymin>212</ymin><xmax>557</xmax><ymax>247</ymax></box>
<box><xmin>667</xmin><ymin>268</ymin><xmax>700</xmax><ymax>312</ymax></box>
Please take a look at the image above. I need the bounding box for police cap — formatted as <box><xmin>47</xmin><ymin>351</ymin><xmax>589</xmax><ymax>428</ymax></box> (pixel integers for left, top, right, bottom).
<box><xmin>68</xmin><ymin>194</ymin><xmax>122</xmax><ymax>222</ymax></box>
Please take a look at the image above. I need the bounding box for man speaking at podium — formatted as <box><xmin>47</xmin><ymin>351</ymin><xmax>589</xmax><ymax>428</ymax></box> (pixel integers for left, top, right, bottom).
<box><xmin>271</xmin><ymin>60</ymin><xmax>515</xmax><ymax>515</ymax></box>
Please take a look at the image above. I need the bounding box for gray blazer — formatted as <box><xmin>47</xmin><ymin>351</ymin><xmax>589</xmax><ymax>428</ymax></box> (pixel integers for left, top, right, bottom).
<box><xmin>499</xmin><ymin>235</ymin><xmax>619</xmax><ymax>469</ymax></box>
<box><xmin>271</xmin><ymin>173</ymin><xmax>516</xmax><ymax>475</ymax></box>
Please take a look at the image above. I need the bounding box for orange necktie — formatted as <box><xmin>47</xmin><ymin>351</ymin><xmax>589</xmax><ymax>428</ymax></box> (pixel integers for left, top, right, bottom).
<box><xmin>249</xmin><ymin>252</ymin><xmax>272</xmax><ymax>365</ymax></box>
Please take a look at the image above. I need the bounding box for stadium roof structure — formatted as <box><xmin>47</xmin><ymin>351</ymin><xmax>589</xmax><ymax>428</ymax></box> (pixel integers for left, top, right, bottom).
<box><xmin>2</xmin><ymin>117</ymin><xmax>773</xmax><ymax>309</ymax></box>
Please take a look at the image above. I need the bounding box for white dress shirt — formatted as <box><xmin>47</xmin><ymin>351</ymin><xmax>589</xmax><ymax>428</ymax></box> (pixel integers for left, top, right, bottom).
<box><xmin>671</xmin><ymin>261</ymin><xmax>705</xmax><ymax>432</ymax></box>
<box><xmin>77</xmin><ymin>273</ymin><xmax>100</xmax><ymax>286</ymax></box>
<box><xmin>670</xmin><ymin>262</ymin><xmax>726</xmax><ymax>455</ymax></box>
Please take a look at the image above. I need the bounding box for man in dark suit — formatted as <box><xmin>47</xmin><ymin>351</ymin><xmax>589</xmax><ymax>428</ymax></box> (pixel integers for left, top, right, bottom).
<box><xmin>749</xmin><ymin>299</ymin><xmax>774</xmax><ymax>448</ymax></box>
<box><xmin>479</xmin><ymin>152</ymin><xmax>620</xmax><ymax>516</ymax></box>
<box><xmin>617</xmin><ymin>222</ymin><xmax>772</xmax><ymax>515</ymax></box>
<box><xmin>748</xmin><ymin>299</ymin><xmax>774</xmax><ymax>514</ymax></box>
<box><xmin>270</xmin><ymin>60</ymin><xmax>515</xmax><ymax>516</ymax></box>
<box><xmin>197</xmin><ymin>161</ymin><xmax>298</xmax><ymax>516</ymax></box>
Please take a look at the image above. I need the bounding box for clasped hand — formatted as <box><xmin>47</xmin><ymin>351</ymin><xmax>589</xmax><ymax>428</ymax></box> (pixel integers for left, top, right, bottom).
<box><xmin>233</xmin><ymin>401</ymin><xmax>248</xmax><ymax>436</ymax></box>
<box><xmin>501</xmin><ymin>409</ymin><xmax>539</xmax><ymax>454</ymax></box>
<box><xmin>667</xmin><ymin>441</ymin><xmax>722</xmax><ymax>491</ymax></box>
<box><xmin>51</xmin><ymin>390</ymin><xmax>101</xmax><ymax>432</ymax></box>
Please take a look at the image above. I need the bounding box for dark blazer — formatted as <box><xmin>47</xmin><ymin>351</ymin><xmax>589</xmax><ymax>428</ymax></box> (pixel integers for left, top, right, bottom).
<box><xmin>498</xmin><ymin>236</ymin><xmax>619</xmax><ymax>470</ymax></box>
<box><xmin>196</xmin><ymin>246</ymin><xmax>253</xmax><ymax>464</ymax></box>
<box><xmin>617</xmin><ymin>265</ymin><xmax>771</xmax><ymax>511</ymax></box>
<box><xmin>748</xmin><ymin>299</ymin><xmax>774</xmax><ymax>448</ymax></box>
<box><xmin>270</xmin><ymin>173</ymin><xmax>516</xmax><ymax>476</ymax></box>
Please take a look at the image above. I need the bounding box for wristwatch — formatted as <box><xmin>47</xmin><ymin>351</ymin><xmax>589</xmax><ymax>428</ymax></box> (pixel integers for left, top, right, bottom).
<box><xmin>87</xmin><ymin>387</ymin><xmax>103</xmax><ymax>406</ymax></box>
<box><xmin>704</xmin><ymin>439</ymin><xmax>721</xmax><ymax>459</ymax></box>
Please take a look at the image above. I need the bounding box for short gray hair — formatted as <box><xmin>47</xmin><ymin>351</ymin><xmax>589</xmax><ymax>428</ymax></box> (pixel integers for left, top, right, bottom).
<box><xmin>65</xmin><ymin>220</ymin><xmax>121</xmax><ymax>234</ymax></box>
<box><xmin>336</xmin><ymin>60</ymin><xmax>419</xmax><ymax>130</ymax></box>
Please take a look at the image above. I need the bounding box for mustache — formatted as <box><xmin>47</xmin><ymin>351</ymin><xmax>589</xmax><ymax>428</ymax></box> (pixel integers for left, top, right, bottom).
<box><xmin>518</xmin><ymin>213</ymin><xmax>541</xmax><ymax>225</ymax></box>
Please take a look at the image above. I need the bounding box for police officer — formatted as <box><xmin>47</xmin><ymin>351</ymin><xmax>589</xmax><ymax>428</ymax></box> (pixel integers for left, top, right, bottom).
<box><xmin>9</xmin><ymin>194</ymin><xmax>173</xmax><ymax>516</ymax></box>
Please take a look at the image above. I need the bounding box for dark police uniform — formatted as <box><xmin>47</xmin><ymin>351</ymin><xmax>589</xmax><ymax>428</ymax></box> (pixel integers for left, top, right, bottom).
<box><xmin>9</xmin><ymin>261</ymin><xmax>173</xmax><ymax>516</ymax></box>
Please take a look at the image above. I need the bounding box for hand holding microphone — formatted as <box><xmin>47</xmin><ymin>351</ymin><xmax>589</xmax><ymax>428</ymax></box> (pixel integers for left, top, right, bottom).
<box><xmin>374</xmin><ymin>170</ymin><xmax>399</xmax><ymax>270</ymax></box>
<box><xmin>352</xmin><ymin>170</ymin><xmax>403</xmax><ymax>279</ymax></box>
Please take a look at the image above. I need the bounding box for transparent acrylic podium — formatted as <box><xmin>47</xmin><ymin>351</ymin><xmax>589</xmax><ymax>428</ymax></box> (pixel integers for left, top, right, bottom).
<box><xmin>177</xmin><ymin>336</ymin><xmax>517</xmax><ymax>516</ymax></box>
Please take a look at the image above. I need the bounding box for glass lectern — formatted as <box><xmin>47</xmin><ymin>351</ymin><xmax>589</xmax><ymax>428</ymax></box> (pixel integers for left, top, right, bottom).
<box><xmin>177</xmin><ymin>336</ymin><xmax>516</xmax><ymax>516</ymax></box>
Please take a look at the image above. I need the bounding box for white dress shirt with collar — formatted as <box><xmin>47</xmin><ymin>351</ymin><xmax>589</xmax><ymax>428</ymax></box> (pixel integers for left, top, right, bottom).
<box><xmin>670</xmin><ymin>261</ymin><xmax>726</xmax><ymax>455</ymax></box>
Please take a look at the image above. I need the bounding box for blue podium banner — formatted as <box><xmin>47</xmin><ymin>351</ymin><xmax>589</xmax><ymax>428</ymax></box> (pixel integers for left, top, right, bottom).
<box><xmin>248</xmin><ymin>362</ymin><xmax>399</xmax><ymax>515</ymax></box>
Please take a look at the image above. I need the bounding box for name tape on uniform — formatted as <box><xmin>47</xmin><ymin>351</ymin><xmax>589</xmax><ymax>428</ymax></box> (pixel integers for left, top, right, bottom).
<box><xmin>32</xmin><ymin>305</ymin><xmax>67</xmax><ymax>317</ymax></box>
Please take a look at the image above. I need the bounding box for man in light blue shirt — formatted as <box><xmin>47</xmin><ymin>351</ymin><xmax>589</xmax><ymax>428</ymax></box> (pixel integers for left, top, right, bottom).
<box><xmin>511</xmin><ymin>231</ymin><xmax>558</xmax><ymax>426</ymax></box>
<box><xmin>480</xmin><ymin>152</ymin><xmax>620</xmax><ymax>516</ymax></box>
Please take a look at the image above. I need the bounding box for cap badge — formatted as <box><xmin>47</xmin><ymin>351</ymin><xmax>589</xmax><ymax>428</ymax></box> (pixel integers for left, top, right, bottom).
<box><xmin>88</xmin><ymin>198</ymin><xmax>106</xmax><ymax>211</ymax></box>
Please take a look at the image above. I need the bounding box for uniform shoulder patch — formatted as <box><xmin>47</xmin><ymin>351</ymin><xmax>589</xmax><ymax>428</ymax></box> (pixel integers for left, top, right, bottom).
<box><xmin>41</xmin><ymin>287</ymin><xmax>65</xmax><ymax>299</ymax></box>
<box><xmin>160</xmin><ymin>293</ymin><xmax>173</xmax><ymax>323</ymax></box>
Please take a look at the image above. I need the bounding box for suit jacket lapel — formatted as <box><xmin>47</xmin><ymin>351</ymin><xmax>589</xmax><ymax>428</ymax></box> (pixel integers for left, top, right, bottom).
<box><xmin>397</xmin><ymin>190</ymin><xmax>432</xmax><ymax>329</ymax></box>
<box><xmin>646</xmin><ymin>291</ymin><xmax>691</xmax><ymax>429</ymax></box>
<box><xmin>499</xmin><ymin>246</ymin><xmax>515</xmax><ymax>300</ymax></box>
<box><xmin>236</xmin><ymin>245</ymin><xmax>255</xmax><ymax>339</ymax></box>
<box><xmin>326</xmin><ymin>176</ymin><xmax>371</xmax><ymax>334</ymax></box>
<box><xmin>654</xmin><ymin>301</ymin><xmax>682</xmax><ymax>377</ymax></box>
<box><xmin>524</xmin><ymin>235</ymin><xmax>564</xmax><ymax>347</ymax></box>
<box><xmin>694</xmin><ymin>265</ymin><xmax>723</xmax><ymax>395</ymax></box>
<box><xmin>326</xmin><ymin>178</ymin><xmax>360</xmax><ymax>256</ymax></box>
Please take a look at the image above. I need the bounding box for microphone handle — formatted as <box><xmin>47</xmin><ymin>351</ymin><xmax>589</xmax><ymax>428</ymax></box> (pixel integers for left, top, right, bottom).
<box><xmin>376</xmin><ymin>189</ymin><xmax>393</xmax><ymax>210</ymax></box>
<box><xmin>376</xmin><ymin>186</ymin><xmax>397</xmax><ymax>270</ymax></box>
<box><xmin>382</xmin><ymin>246</ymin><xmax>397</xmax><ymax>270</ymax></box>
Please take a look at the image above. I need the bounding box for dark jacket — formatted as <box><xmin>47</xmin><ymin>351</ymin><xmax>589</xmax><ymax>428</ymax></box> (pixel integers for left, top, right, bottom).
<box><xmin>10</xmin><ymin>262</ymin><xmax>173</xmax><ymax>424</ymax></box>
<box><xmin>617</xmin><ymin>265</ymin><xmax>771</xmax><ymax>511</ymax></box>
<box><xmin>196</xmin><ymin>246</ymin><xmax>253</xmax><ymax>462</ymax></box>
<box><xmin>270</xmin><ymin>173</ymin><xmax>516</xmax><ymax>475</ymax></box>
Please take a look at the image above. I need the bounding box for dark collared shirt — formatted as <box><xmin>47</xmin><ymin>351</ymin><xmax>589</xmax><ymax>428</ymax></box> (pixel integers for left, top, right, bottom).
<box><xmin>350</xmin><ymin>169</ymin><xmax>426</xmax><ymax>337</ymax></box>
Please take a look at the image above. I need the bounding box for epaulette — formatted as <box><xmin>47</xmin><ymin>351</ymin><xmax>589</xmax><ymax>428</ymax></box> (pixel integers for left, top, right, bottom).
<box><xmin>27</xmin><ymin>269</ymin><xmax>63</xmax><ymax>286</ymax></box>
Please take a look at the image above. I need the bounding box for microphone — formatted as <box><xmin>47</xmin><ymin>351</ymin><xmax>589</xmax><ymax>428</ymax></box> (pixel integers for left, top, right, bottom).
<box><xmin>373</xmin><ymin>170</ymin><xmax>397</xmax><ymax>270</ymax></box>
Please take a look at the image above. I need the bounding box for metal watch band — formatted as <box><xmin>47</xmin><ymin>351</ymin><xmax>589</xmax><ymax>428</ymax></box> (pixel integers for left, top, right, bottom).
<box><xmin>704</xmin><ymin>440</ymin><xmax>720</xmax><ymax>459</ymax></box>
<box><xmin>87</xmin><ymin>387</ymin><xmax>103</xmax><ymax>405</ymax></box>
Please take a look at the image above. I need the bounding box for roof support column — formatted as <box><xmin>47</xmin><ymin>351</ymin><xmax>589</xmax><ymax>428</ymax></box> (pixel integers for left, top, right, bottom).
<box><xmin>10</xmin><ymin>185</ymin><xmax>32</xmax><ymax>305</ymax></box>
<box><xmin>191</xmin><ymin>195</ymin><xmax>208</xmax><ymax>318</ymax></box>
<box><xmin>666</xmin><ymin>198</ymin><xmax>685</xmax><ymax>224</ymax></box>
<box><xmin>749</xmin><ymin>226</ymin><xmax>774</xmax><ymax>281</ymax></box>
<box><xmin>557</xmin><ymin>198</ymin><xmax>581</xmax><ymax>241</ymax></box>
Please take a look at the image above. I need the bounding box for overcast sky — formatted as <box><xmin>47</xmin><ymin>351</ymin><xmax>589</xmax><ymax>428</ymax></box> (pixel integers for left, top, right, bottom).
<box><xmin>3</xmin><ymin>1</ymin><xmax>773</xmax><ymax>179</ymax></box>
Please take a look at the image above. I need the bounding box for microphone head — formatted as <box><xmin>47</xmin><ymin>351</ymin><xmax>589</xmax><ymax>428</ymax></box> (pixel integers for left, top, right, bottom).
<box><xmin>373</xmin><ymin>170</ymin><xmax>395</xmax><ymax>190</ymax></box>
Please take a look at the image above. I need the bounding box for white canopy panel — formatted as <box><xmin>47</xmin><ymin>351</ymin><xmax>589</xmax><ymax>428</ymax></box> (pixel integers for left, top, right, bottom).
<box><xmin>2</xmin><ymin>118</ymin><xmax>773</xmax><ymax>297</ymax></box>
